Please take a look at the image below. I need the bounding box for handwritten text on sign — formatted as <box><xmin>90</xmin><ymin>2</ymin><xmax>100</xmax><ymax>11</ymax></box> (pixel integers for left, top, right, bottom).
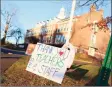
<box><xmin>26</xmin><ymin>43</ymin><xmax>70</xmax><ymax>84</ymax></box>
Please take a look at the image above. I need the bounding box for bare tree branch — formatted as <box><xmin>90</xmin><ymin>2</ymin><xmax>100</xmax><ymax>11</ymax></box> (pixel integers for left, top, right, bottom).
<box><xmin>1</xmin><ymin>8</ymin><xmax>18</xmax><ymax>44</ymax></box>
<box><xmin>79</xmin><ymin>0</ymin><xmax>92</xmax><ymax>7</ymax></box>
<box><xmin>76</xmin><ymin>0</ymin><xmax>107</xmax><ymax>9</ymax></box>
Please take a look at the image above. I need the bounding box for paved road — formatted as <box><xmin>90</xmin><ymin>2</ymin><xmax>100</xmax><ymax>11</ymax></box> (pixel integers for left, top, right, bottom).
<box><xmin>1</xmin><ymin>47</ymin><xmax>26</xmax><ymax>55</ymax></box>
<box><xmin>1</xmin><ymin>58</ymin><xmax>19</xmax><ymax>74</ymax></box>
<box><xmin>0</xmin><ymin>54</ymin><xmax>25</xmax><ymax>74</ymax></box>
<box><xmin>0</xmin><ymin>47</ymin><xmax>26</xmax><ymax>74</ymax></box>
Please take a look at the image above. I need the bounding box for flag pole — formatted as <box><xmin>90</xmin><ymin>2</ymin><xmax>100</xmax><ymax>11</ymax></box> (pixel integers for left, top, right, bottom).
<box><xmin>62</xmin><ymin>0</ymin><xmax>77</xmax><ymax>68</ymax></box>
<box><xmin>63</xmin><ymin>0</ymin><xmax>76</xmax><ymax>48</ymax></box>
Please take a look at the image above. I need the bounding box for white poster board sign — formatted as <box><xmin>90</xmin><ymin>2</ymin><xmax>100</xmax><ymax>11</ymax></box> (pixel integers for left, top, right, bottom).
<box><xmin>25</xmin><ymin>44</ymin><xmax>36</xmax><ymax>55</ymax></box>
<box><xmin>88</xmin><ymin>47</ymin><xmax>95</xmax><ymax>56</ymax></box>
<box><xmin>26</xmin><ymin>43</ymin><xmax>71</xmax><ymax>84</ymax></box>
<box><xmin>88</xmin><ymin>33</ymin><xmax>96</xmax><ymax>56</ymax></box>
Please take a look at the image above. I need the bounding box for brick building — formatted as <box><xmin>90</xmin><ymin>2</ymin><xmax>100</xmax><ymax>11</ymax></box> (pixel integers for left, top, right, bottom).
<box><xmin>25</xmin><ymin>5</ymin><xmax>111</xmax><ymax>57</ymax></box>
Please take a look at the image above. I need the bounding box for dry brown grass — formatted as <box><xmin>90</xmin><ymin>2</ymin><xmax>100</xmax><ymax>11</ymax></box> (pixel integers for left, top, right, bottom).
<box><xmin>1</xmin><ymin>55</ymin><xmax>101</xmax><ymax>86</ymax></box>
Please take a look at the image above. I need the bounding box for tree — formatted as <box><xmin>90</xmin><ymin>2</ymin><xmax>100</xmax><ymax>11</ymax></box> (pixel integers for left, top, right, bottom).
<box><xmin>1</xmin><ymin>8</ymin><xmax>17</xmax><ymax>45</ymax></box>
<box><xmin>76</xmin><ymin>0</ymin><xmax>109</xmax><ymax>9</ymax></box>
<box><xmin>7</xmin><ymin>27</ymin><xmax>23</xmax><ymax>47</ymax></box>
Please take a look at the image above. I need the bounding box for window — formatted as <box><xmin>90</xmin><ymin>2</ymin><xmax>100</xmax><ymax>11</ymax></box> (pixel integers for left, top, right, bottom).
<box><xmin>45</xmin><ymin>39</ymin><xmax>47</xmax><ymax>43</ymax></box>
<box><xmin>66</xmin><ymin>24</ymin><xmax>68</xmax><ymax>31</ymax></box>
<box><xmin>64</xmin><ymin>24</ymin><xmax>67</xmax><ymax>31</ymax></box>
<box><xmin>91</xmin><ymin>34</ymin><xmax>96</xmax><ymax>46</ymax></box>
<box><xmin>47</xmin><ymin>37</ymin><xmax>49</xmax><ymax>41</ymax></box>
<box><xmin>47</xmin><ymin>38</ymin><xmax>49</xmax><ymax>43</ymax></box>
<box><xmin>55</xmin><ymin>35</ymin><xmax>62</xmax><ymax>44</ymax></box>
<box><xmin>66</xmin><ymin>28</ymin><xmax>68</xmax><ymax>31</ymax></box>
<box><xmin>45</xmin><ymin>39</ymin><xmax>46</xmax><ymax>43</ymax></box>
<box><xmin>50</xmin><ymin>36</ymin><xmax>52</xmax><ymax>40</ymax></box>
<box><xmin>60</xmin><ymin>35</ymin><xmax>63</xmax><ymax>43</ymax></box>
<box><xmin>64</xmin><ymin>38</ymin><xmax>66</xmax><ymax>43</ymax></box>
<box><xmin>45</xmin><ymin>30</ymin><xmax>48</xmax><ymax>33</ymax></box>
<box><xmin>50</xmin><ymin>36</ymin><xmax>52</xmax><ymax>43</ymax></box>
<box><xmin>51</xmin><ymin>30</ymin><xmax>53</xmax><ymax>34</ymax></box>
<box><xmin>59</xmin><ymin>25</ymin><xmax>62</xmax><ymax>32</ymax></box>
<box><xmin>55</xmin><ymin>36</ymin><xmax>57</xmax><ymax>44</ymax></box>
<box><xmin>61</xmin><ymin>24</ymin><xmax>64</xmax><ymax>32</ymax></box>
<box><xmin>60</xmin><ymin>28</ymin><xmax>63</xmax><ymax>32</ymax></box>
<box><xmin>60</xmin><ymin>35</ymin><xmax>66</xmax><ymax>43</ymax></box>
<box><xmin>55</xmin><ymin>35</ymin><xmax>59</xmax><ymax>44</ymax></box>
<box><xmin>56</xmin><ymin>35</ymin><xmax>59</xmax><ymax>39</ymax></box>
<box><xmin>58</xmin><ymin>35</ymin><xmax>61</xmax><ymax>42</ymax></box>
<box><xmin>52</xmin><ymin>26</ymin><xmax>54</xmax><ymax>30</ymax></box>
<box><xmin>57</xmin><ymin>29</ymin><xmax>59</xmax><ymax>33</ymax></box>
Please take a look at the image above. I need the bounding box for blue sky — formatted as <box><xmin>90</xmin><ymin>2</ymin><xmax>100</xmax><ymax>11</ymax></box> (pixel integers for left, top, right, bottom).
<box><xmin>1</xmin><ymin>0</ymin><xmax>111</xmax><ymax>44</ymax></box>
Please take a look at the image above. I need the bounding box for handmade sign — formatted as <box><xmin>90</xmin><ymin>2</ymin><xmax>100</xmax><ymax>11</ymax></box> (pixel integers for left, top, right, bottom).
<box><xmin>26</xmin><ymin>43</ymin><xmax>72</xmax><ymax>84</ymax></box>
<box><xmin>25</xmin><ymin>44</ymin><xmax>36</xmax><ymax>55</ymax></box>
<box><xmin>88</xmin><ymin>47</ymin><xmax>95</xmax><ymax>56</ymax></box>
<box><xmin>88</xmin><ymin>32</ymin><xmax>96</xmax><ymax>56</ymax></box>
<box><xmin>63</xmin><ymin>42</ymin><xmax>77</xmax><ymax>68</ymax></box>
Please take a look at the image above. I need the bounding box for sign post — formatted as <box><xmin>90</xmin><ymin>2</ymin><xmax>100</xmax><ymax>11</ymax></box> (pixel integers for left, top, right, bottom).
<box><xmin>96</xmin><ymin>35</ymin><xmax>112</xmax><ymax>86</ymax></box>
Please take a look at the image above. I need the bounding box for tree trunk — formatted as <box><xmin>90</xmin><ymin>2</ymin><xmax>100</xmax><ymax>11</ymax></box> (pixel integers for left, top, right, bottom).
<box><xmin>2</xmin><ymin>23</ymin><xmax>9</xmax><ymax>45</ymax></box>
<box><xmin>16</xmin><ymin>38</ymin><xmax>19</xmax><ymax>47</ymax></box>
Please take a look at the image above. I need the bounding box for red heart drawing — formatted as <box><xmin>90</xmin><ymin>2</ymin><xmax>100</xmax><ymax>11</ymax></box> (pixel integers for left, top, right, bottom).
<box><xmin>59</xmin><ymin>51</ymin><xmax>64</xmax><ymax>56</ymax></box>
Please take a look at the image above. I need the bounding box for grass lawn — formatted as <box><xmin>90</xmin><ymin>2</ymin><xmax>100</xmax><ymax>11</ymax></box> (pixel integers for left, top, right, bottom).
<box><xmin>1</xmin><ymin>55</ymin><xmax>105</xmax><ymax>86</ymax></box>
<box><xmin>75</xmin><ymin>53</ymin><xmax>98</xmax><ymax>62</ymax></box>
<box><xmin>74</xmin><ymin>53</ymin><xmax>102</xmax><ymax>66</ymax></box>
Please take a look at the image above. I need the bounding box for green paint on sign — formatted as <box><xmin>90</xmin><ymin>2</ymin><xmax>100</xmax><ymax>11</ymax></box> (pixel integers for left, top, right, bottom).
<box><xmin>96</xmin><ymin>35</ymin><xmax>112</xmax><ymax>86</ymax></box>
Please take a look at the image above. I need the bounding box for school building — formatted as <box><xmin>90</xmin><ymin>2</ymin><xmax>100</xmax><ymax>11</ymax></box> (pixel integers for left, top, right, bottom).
<box><xmin>25</xmin><ymin>5</ymin><xmax>111</xmax><ymax>58</ymax></box>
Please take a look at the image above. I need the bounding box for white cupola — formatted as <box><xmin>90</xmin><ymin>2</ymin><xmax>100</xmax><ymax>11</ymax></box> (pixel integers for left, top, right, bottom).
<box><xmin>57</xmin><ymin>7</ymin><xmax>66</xmax><ymax>19</ymax></box>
